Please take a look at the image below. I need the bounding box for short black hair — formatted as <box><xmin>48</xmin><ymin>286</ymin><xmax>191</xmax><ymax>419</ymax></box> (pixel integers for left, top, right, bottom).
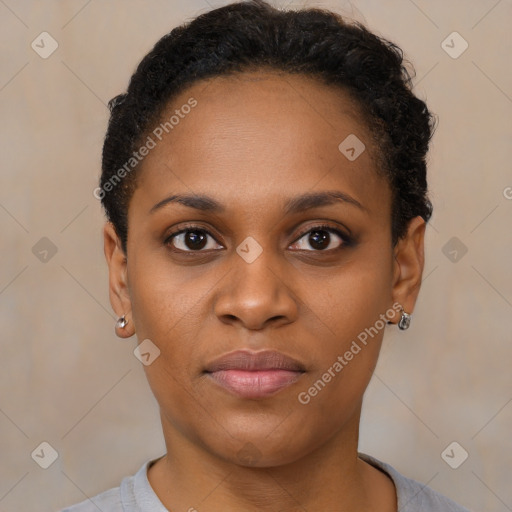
<box><xmin>100</xmin><ymin>0</ymin><xmax>436</xmax><ymax>253</ymax></box>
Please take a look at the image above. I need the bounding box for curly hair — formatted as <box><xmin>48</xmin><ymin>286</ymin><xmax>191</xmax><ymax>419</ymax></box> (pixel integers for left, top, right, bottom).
<box><xmin>100</xmin><ymin>0</ymin><xmax>436</xmax><ymax>253</ymax></box>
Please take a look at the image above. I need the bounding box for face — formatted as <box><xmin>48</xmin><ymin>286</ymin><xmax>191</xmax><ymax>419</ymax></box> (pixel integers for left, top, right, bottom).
<box><xmin>104</xmin><ymin>70</ymin><xmax>425</xmax><ymax>467</ymax></box>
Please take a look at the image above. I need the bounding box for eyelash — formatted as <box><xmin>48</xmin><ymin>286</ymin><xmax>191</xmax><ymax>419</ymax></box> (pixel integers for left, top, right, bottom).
<box><xmin>164</xmin><ymin>223</ymin><xmax>352</xmax><ymax>253</ymax></box>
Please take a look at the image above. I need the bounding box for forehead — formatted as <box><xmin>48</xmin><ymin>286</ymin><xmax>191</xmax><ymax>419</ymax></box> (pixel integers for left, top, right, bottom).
<box><xmin>131</xmin><ymin>70</ymin><xmax>389</xmax><ymax>219</ymax></box>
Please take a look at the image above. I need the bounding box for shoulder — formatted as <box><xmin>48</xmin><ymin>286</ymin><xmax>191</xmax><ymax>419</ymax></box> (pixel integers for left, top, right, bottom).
<box><xmin>58</xmin><ymin>458</ymin><xmax>153</xmax><ymax>512</ymax></box>
<box><xmin>359</xmin><ymin>453</ymin><xmax>472</xmax><ymax>512</ymax></box>
<box><xmin>59</xmin><ymin>486</ymin><xmax>123</xmax><ymax>512</ymax></box>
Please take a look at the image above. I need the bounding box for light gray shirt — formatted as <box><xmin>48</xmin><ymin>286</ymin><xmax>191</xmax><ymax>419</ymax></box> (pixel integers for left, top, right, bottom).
<box><xmin>60</xmin><ymin>453</ymin><xmax>472</xmax><ymax>511</ymax></box>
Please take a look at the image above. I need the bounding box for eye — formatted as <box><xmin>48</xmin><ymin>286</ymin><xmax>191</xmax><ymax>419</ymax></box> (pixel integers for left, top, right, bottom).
<box><xmin>165</xmin><ymin>225</ymin><xmax>223</xmax><ymax>252</ymax></box>
<box><xmin>164</xmin><ymin>223</ymin><xmax>351</xmax><ymax>253</ymax></box>
<box><xmin>289</xmin><ymin>224</ymin><xmax>349</xmax><ymax>252</ymax></box>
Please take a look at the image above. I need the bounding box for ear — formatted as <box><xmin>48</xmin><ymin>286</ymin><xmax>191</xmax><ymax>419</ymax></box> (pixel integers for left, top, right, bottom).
<box><xmin>390</xmin><ymin>216</ymin><xmax>426</xmax><ymax>324</ymax></box>
<box><xmin>103</xmin><ymin>222</ymin><xmax>135</xmax><ymax>338</ymax></box>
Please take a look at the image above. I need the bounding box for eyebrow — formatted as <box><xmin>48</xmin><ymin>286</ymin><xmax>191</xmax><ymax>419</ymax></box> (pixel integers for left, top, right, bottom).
<box><xmin>149</xmin><ymin>190</ymin><xmax>366</xmax><ymax>215</ymax></box>
<box><xmin>150</xmin><ymin>194</ymin><xmax>225</xmax><ymax>214</ymax></box>
<box><xmin>283</xmin><ymin>190</ymin><xmax>366</xmax><ymax>215</ymax></box>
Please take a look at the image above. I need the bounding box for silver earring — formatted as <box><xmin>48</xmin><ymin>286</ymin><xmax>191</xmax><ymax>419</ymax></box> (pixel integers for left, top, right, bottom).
<box><xmin>398</xmin><ymin>308</ymin><xmax>411</xmax><ymax>330</ymax></box>
<box><xmin>116</xmin><ymin>315</ymin><xmax>127</xmax><ymax>329</ymax></box>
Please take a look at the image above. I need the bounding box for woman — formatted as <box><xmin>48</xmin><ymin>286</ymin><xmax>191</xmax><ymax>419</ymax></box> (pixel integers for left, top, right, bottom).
<box><xmin>62</xmin><ymin>1</ymin><xmax>470</xmax><ymax>510</ymax></box>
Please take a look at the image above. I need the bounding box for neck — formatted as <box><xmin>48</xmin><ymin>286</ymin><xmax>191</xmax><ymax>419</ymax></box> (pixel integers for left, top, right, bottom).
<box><xmin>147</xmin><ymin>406</ymin><xmax>396</xmax><ymax>511</ymax></box>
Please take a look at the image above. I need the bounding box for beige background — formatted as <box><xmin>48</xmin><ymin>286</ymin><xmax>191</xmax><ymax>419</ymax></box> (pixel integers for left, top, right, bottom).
<box><xmin>1</xmin><ymin>0</ymin><xmax>511</xmax><ymax>510</ymax></box>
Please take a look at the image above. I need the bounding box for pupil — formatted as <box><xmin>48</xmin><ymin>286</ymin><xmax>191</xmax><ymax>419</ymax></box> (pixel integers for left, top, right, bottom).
<box><xmin>186</xmin><ymin>230</ymin><xmax>207</xmax><ymax>250</ymax></box>
<box><xmin>310</xmin><ymin>230</ymin><xmax>329</xmax><ymax>250</ymax></box>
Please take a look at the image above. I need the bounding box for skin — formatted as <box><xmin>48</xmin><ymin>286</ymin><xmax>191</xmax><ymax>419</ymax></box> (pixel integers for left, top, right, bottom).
<box><xmin>104</xmin><ymin>70</ymin><xmax>425</xmax><ymax>511</ymax></box>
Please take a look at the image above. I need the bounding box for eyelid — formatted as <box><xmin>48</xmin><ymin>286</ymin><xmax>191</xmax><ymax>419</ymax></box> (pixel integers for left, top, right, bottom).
<box><xmin>164</xmin><ymin>223</ymin><xmax>223</xmax><ymax>251</ymax></box>
<box><xmin>292</xmin><ymin>223</ymin><xmax>350</xmax><ymax>244</ymax></box>
<box><xmin>164</xmin><ymin>222</ymin><xmax>351</xmax><ymax>252</ymax></box>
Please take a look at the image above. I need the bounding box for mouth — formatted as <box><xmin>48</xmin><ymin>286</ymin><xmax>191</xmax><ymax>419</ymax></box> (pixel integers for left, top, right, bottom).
<box><xmin>204</xmin><ymin>349</ymin><xmax>306</xmax><ymax>399</ymax></box>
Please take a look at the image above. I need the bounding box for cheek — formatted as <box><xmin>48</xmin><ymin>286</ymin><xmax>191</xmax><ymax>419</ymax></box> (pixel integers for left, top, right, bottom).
<box><xmin>127</xmin><ymin>259</ymin><xmax>209</xmax><ymax>434</ymax></box>
<box><xmin>293</xmin><ymin>297</ymin><xmax>389</xmax><ymax>445</ymax></box>
<box><xmin>296</xmin><ymin>247</ymin><xmax>393</xmax><ymax>406</ymax></box>
<box><xmin>127</xmin><ymin>254</ymin><xmax>215</xmax><ymax>390</ymax></box>
<box><xmin>303</xmin><ymin>245</ymin><xmax>393</xmax><ymax>352</ymax></box>
<box><xmin>128</xmin><ymin>252</ymin><xmax>209</xmax><ymax>340</ymax></box>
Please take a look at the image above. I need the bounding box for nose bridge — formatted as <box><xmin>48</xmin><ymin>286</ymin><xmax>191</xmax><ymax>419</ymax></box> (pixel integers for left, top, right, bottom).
<box><xmin>214</xmin><ymin>235</ymin><xmax>297</xmax><ymax>329</ymax></box>
<box><xmin>236</xmin><ymin>239</ymin><xmax>280</xmax><ymax>292</ymax></box>
<box><xmin>232</xmin><ymin>236</ymin><xmax>283</xmax><ymax>302</ymax></box>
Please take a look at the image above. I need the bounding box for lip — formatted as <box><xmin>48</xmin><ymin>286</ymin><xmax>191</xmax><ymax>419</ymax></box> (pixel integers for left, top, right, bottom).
<box><xmin>204</xmin><ymin>350</ymin><xmax>305</xmax><ymax>399</ymax></box>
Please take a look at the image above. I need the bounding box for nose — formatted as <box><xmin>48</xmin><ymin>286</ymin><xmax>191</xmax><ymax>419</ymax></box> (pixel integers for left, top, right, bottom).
<box><xmin>213</xmin><ymin>248</ymin><xmax>299</xmax><ymax>331</ymax></box>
